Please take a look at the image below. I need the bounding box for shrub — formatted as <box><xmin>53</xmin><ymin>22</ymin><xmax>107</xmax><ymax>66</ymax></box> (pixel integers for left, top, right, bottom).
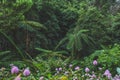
<box><xmin>81</xmin><ymin>44</ymin><xmax>120</xmax><ymax>75</ymax></box>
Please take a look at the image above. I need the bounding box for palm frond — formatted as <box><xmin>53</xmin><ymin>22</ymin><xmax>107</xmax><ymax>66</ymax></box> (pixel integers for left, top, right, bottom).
<box><xmin>0</xmin><ymin>51</ymin><xmax>12</xmax><ymax>61</ymax></box>
<box><xmin>20</xmin><ymin>21</ymin><xmax>47</xmax><ymax>30</ymax></box>
<box><xmin>35</xmin><ymin>47</ymin><xmax>67</xmax><ymax>58</ymax></box>
<box><xmin>0</xmin><ymin>30</ymin><xmax>25</xmax><ymax>59</ymax></box>
<box><xmin>0</xmin><ymin>51</ymin><xmax>10</xmax><ymax>56</ymax></box>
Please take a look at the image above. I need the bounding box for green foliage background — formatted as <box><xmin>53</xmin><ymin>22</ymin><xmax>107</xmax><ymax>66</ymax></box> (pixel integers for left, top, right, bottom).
<box><xmin>0</xmin><ymin>0</ymin><xmax>120</xmax><ymax>76</ymax></box>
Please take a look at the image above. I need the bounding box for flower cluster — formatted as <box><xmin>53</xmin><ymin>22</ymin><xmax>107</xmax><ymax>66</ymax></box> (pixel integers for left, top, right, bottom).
<box><xmin>52</xmin><ymin>60</ymin><xmax>120</xmax><ymax>80</ymax></box>
<box><xmin>2</xmin><ymin>60</ymin><xmax>120</xmax><ymax>80</ymax></box>
<box><xmin>11</xmin><ymin>65</ymin><xmax>31</xmax><ymax>80</ymax></box>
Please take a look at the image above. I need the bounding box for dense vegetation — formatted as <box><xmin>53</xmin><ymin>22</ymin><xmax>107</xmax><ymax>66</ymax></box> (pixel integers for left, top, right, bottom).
<box><xmin>0</xmin><ymin>0</ymin><xmax>120</xmax><ymax>80</ymax></box>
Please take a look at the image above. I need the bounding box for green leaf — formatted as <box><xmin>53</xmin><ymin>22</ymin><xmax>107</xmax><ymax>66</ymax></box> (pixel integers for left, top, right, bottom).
<box><xmin>35</xmin><ymin>48</ymin><xmax>52</xmax><ymax>53</ymax></box>
<box><xmin>0</xmin><ymin>51</ymin><xmax>10</xmax><ymax>56</ymax></box>
<box><xmin>22</xmin><ymin>21</ymin><xmax>47</xmax><ymax>30</ymax></box>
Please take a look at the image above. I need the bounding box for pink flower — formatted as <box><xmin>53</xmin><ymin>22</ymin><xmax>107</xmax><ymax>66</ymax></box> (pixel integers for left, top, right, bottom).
<box><xmin>59</xmin><ymin>67</ymin><xmax>62</xmax><ymax>71</ymax></box>
<box><xmin>99</xmin><ymin>67</ymin><xmax>102</xmax><ymax>70</ymax></box>
<box><xmin>104</xmin><ymin>70</ymin><xmax>110</xmax><ymax>76</ymax></box>
<box><xmin>91</xmin><ymin>74</ymin><xmax>96</xmax><ymax>78</ymax></box>
<box><xmin>11</xmin><ymin>66</ymin><xmax>19</xmax><ymax>74</ymax></box>
<box><xmin>85</xmin><ymin>67</ymin><xmax>90</xmax><ymax>72</ymax></box>
<box><xmin>104</xmin><ymin>69</ymin><xmax>112</xmax><ymax>79</ymax></box>
<box><xmin>39</xmin><ymin>76</ymin><xmax>44</xmax><ymax>80</ymax></box>
<box><xmin>93</xmin><ymin>60</ymin><xmax>98</xmax><ymax>65</ymax></box>
<box><xmin>69</xmin><ymin>64</ymin><xmax>73</xmax><ymax>68</ymax></box>
<box><xmin>14</xmin><ymin>76</ymin><xmax>21</xmax><ymax>80</ymax></box>
<box><xmin>23</xmin><ymin>68</ymin><xmax>31</xmax><ymax>76</ymax></box>
<box><xmin>75</xmin><ymin>66</ymin><xmax>80</xmax><ymax>70</ymax></box>
<box><xmin>55</xmin><ymin>68</ymin><xmax>58</xmax><ymax>71</ymax></box>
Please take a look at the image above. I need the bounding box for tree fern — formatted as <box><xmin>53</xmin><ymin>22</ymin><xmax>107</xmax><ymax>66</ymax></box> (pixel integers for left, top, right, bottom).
<box><xmin>67</xmin><ymin>29</ymin><xmax>95</xmax><ymax>58</ymax></box>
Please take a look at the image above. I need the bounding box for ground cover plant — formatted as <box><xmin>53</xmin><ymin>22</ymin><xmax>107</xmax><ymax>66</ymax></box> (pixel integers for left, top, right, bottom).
<box><xmin>1</xmin><ymin>59</ymin><xmax>120</xmax><ymax>80</ymax></box>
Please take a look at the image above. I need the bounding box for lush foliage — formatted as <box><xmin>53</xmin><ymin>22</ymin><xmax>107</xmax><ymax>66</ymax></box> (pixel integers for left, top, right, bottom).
<box><xmin>0</xmin><ymin>0</ymin><xmax>120</xmax><ymax>79</ymax></box>
<box><xmin>0</xmin><ymin>0</ymin><xmax>33</xmax><ymax>30</ymax></box>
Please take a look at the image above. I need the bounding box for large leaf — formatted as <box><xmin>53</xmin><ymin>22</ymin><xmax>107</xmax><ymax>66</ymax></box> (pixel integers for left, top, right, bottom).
<box><xmin>21</xmin><ymin>21</ymin><xmax>47</xmax><ymax>30</ymax></box>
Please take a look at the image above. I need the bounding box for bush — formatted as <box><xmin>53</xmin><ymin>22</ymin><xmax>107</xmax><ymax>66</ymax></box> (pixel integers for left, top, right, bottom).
<box><xmin>81</xmin><ymin>44</ymin><xmax>120</xmax><ymax>75</ymax></box>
